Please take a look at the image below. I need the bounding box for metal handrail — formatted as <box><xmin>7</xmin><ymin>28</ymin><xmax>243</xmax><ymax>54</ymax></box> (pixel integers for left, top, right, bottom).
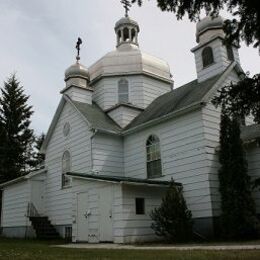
<box><xmin>27</xmin><ymin>202</ymin><xmax>40</xmax><ymax>217</ymax></box>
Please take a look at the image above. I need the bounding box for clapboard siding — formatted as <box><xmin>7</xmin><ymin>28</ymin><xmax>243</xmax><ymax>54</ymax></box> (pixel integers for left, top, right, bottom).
<box><xmin>124</xmin><ymin>109</ymin><xmax>213</xmax><ymax>218</ymax></box>
<box><xmin>45</xmin><ymin>101</ymin><xmax>92</xmax><ymax>226</ymax></box>
<box><xmin>92</xmin><ymin>133</ymin><xmax>124</xmax><ymax>175</ymax></box>
<box><xmin>195</xmin><ymin>39</ymin><xmax>230</xmax><ymax>82</ymax></box>
<box><xmin>247</xmin><ymin>144</ymin><xmax>260</xmax><ymax>213</ymax></box>
<box><xmin>115</xmin><ymin>185</ymin><xmax>166</xmax><ymax>243</ymax></box>
<box><xmin>202</xmin><ymin>70</ymin><xmax>241</xmax><ymax>216</ymax></box>
<box><xmin>2</xmin><ymin>181</ymin><xmax>30</xmax><ymax>227</ymax></box>
<box><xmin>93</xmin><ymin>75</ymin><xmax>171</xmax><ymax>111</ymax></box>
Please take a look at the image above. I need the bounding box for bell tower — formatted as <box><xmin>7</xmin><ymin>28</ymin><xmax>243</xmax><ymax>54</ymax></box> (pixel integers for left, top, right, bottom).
<box><xmin>191</xmin><ymin>16</ymin><xmax>240</xmax><ymax>83</ymax></box>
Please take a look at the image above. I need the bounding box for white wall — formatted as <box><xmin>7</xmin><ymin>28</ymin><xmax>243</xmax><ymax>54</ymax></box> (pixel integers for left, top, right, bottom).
<box><xmin>201</xmin><ymin>69</ymin><xmax>240</xmax><ymax>216</ymax></box>
<box><xmin>93</xmin><ymin>75</ymin><xmax>171</xmax><ymax>110</ymax></box>
<box><xmin>44</xmin><ymin>100</ymin><xmax>92</xmax><ymax>228</ymax></box>
<box><xmin>92</xmin><ymin>133</ymin><xmax>124</xmax><ymax>176</ymax></box>
<box><xmin>124</xmin><ymin>109</ymin><xmax>213</xmax><ymax>218</ymax></box>
<box><xmin>2</xmin><ymin>181</ymin><xmax>30</xmax><ymax>228</ymax></box>
<box><xmin>194</xmin><ymin>38</ymin><xmax>238</xmax><ymax>82</ymax></box>
<box><xmin>65</xmin><ymin>87</ymin><xmax>93</xmax><ymax>104</ymax></box>
<box><xmin>115</xmin><ymin>185</ymin><xmax>166</xmax><ymax>243</ymax></box>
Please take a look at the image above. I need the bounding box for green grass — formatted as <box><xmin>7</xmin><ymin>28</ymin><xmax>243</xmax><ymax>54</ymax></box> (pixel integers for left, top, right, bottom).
<box><xmin>0</xmin><ymin>238</ymin><xmax>260</xmax><ymax>260</ymax></box>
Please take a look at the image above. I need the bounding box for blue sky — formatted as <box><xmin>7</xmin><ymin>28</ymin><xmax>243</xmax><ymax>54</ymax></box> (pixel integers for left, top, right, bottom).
<box><xmin>0</xmin><ymin>0</ymin><xmax>259</xmax><ymax>134</ymax></box>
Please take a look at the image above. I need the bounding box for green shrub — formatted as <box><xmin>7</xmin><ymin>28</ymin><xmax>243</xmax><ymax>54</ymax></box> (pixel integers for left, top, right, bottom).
<box><xmin>150</xmin><ymin>180</ymin><xmax>193</xmax><ymax>242</ymax></box>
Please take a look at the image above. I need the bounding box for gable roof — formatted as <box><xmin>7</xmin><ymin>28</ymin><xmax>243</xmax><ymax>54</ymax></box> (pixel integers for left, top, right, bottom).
<box><xmin>125</xmin><ymin>73</ymin><xmax>222</xmax><ymax>130</ymax></box>
<box><xmin>41</xmin><ymin>96</ymin><xmax>122</xmax><ymax>152</ymax></box>
<box><xmin>124</xmin><ymin>62</ymin><xmax>244</xmax><ymax>133</ymax></box>
<box><xmin>71</xmin><ymin>100</ymin><xmax>122</xmax><ymax>134</ymax></box>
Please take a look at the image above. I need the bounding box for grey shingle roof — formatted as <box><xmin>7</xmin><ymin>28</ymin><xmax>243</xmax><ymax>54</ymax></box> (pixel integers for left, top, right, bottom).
<box><xmin>241</xmin><ymin>124</ymin><xmax>260</xmax><ymax>141</ymax></box>
<box><xmin>71</xmin><ymin>101</ymin><xmax>122</xmax><ymax>133</ymax></box>
<box><xmin>67</xmin><ymin>172</ymin><xmax>181</xmax><ymax>186</ymax></box>
<box><xmin>126</xmin><ymin>74</ymin><xmax>222</xmax><ymax>130</ymax></box>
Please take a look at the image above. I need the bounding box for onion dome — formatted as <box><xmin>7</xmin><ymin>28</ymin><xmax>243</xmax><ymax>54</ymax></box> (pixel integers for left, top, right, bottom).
<box><xmin>64</xmin><ymin>62</ymin><xmax>89</xmax><ymax>81</ymax></box>
<box><xmin>196</xmin><ymin>16</ymin><xmax>224</xmax><ymax>43</ymax></box>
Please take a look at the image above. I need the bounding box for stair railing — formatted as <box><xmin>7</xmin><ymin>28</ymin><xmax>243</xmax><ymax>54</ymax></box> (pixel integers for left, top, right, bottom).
<box><xmin>27</xmin><ymin>202</ymin><xmax>40</xmax><ymax>217</ymax></box>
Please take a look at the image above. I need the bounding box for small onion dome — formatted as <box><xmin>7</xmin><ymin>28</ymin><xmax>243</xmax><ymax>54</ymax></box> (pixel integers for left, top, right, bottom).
<box><xmin>196</xmin><ymin>16</ymin><xmax>224</xmax><ymax>42</ymax></box>
<box><xmin>64</xmin><ymin>62</ymin><xmax>89</xmax><ymax>81</ymax></box>
<box><xmin>115</xmin><ymin>16</ymin><xmax>140</xmax><ymax>32</ymax></box>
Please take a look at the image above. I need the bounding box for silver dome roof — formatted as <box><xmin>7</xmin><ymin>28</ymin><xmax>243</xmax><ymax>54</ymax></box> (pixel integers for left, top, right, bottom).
<box><xmin>89</xmin><ymin>44</ymin><xmax>172</xmax><ymax>82</ymax></box>
<box><xmin>65</xmin><ymin>62</ymin><xmax>89</xmax><ymax>81</ymax></box>
<box><xmin>115</xmin><ymin>16</ymin><xmax>140</xmax><ymax>32</ymax></box>
<box><xmin>196</xmin><ymin>16</ymin><xmax>224</xmax><ymax>36</ymax></box>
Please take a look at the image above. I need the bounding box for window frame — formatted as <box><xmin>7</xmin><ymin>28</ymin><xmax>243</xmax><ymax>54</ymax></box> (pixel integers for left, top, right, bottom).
<box><xmin>118</xmin><ymin>78</ymin><xmax>129</xmax><ymax>103</ymax></box>
<box><xmin>135</xmin><ymin>198</ymin><xmax>145</xmax><ymax>215</ymax></box>
<box><xmin>62</xmin><ymin>150</ymin><xmax>72</xmax><ymax>188</ymax></box>
<box><xmin>202</xmin><ymin>46</ymin><xmax>214</xmax><ymax>68</ymax></box>
<box><xmin>146</xmin><ymin>135</ymin><xmax>162</xmax><ymax>179</ymax></box>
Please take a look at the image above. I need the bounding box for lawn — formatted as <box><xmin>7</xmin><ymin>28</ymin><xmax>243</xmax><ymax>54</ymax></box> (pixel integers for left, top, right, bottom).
<box><xmin>1</xmin><ymin>238</ymin><xmax>260</xmax><ymax>260</ymax></box>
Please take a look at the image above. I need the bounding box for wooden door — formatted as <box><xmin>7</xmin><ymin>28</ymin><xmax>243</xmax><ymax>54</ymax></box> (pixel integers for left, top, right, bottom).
<box><xmin>99</xmin><ymin>185</ymin><xmax>113</xmax><ymax>242</ymax></box>
<box><xmin>77</xmin><ymin>192</ymin><xmax>89</xmax><ymax>242</ymax></box>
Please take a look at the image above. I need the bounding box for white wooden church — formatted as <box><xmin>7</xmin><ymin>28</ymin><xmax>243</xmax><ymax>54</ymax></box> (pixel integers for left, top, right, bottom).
<box><xmin>1</xmin><ymin>11</ymin><xmax>260</xmax><ymax>243</ymax></box>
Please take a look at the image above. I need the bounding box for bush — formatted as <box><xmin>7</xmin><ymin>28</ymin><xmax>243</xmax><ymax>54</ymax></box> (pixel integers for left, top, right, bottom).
<box><xmin>150</xmin><ymin>180</ymin><xmax>193</xmax><ymax>242</ymax></box>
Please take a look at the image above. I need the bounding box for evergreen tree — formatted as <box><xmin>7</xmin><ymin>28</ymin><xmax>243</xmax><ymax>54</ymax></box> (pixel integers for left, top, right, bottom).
<box><xmin>0</xmin><ymin>74</ymin><xmax>34</xmax><ymax>183</ymax></box>
<box><xmin>218</xmin><ymin>108</ymin><xmax>259</xmax><ymax>239</ymax></box>
<box><xmin>150</xmin><ymin>181</ymin><xmax>193</xmax><ymax>242</ymax></box>
<box><xmin>31</xmin><ymin>133</ymin><xmax>45</xmax><ymax>168</ymax></box>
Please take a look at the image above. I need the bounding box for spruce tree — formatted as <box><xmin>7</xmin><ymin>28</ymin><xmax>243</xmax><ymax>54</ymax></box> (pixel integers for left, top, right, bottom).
<box><xmin>218</xmin><ymin>108</ymin><xmax>259</xmax><ymax>239</ymax></box>
<box><xmin>31</xmin><ymin>133</ymin><xmax>45</xmax><ymax>168</ymax></box>
<box><xmin>0</xmin><ymin>74</ymin><xmax>34</xmax><ymax>183</ymax></box>
<box><xmin>150</xmin><ymin>181</ymin><xmax>193</xmax><ymax>242</ymax></box>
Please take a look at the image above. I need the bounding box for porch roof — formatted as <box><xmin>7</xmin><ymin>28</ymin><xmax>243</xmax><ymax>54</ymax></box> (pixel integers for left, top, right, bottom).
<box><xmin>67</xmin><ymin>172</ymin><xmax>181</xmax><ymax>187</ymax></box>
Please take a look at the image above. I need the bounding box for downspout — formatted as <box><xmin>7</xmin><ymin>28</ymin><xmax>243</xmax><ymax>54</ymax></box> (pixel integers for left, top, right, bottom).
<box><xmin>90</xmin><ymin>129</ymin><xmax>98</xmax><ymax>171</ymax></box>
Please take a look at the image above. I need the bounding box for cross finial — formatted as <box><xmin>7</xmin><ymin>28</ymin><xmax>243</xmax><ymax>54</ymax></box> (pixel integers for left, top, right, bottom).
<box><xmin>121</xmin><ymin>0</ymin><xmax>131</xmax><ymax>17</ymax></box>
<box><xmin>75</xmin><ymin>37</ymin><xmax>82</xmax><ymax>62</ymax></box>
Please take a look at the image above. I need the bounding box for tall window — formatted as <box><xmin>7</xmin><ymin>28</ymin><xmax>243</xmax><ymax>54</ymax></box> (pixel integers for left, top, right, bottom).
<box><xmin>146</xmin><ymin>135</ymin><xmax>162</xmax><ymax>178</ymax></box>
<box><xmin>62</xmin><ymin>151</ymin><xmax>71</xmax><ymax>188</ymax></box>
<box><xmin>118</xmin><ymin>79</ymin><xmax>129</xmax><ymax>103</ymax></box>
<box><xmin>202</xmin><ymin>47</ymin><xmax>214</xmax><ymax>68</ymax></box>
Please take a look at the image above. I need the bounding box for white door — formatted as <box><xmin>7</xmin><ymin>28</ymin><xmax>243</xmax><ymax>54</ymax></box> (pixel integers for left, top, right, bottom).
<box><xmin>99</xmin><ymin>185</ymin><xmax>113</xmax><ymax>242</ymax></box>
<box><xmin>77</xmin><ymin>192</ymin><xmax>89</xmax><ymax>242</ymax></box>
<box><xmin>31</xmin><ymin>181</ymin><xmax>44</xmax><ymax>215</ymax></box>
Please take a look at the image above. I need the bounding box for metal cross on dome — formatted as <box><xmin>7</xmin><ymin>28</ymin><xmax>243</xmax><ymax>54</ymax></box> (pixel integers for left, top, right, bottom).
<box><xmin>76</xmin><ymin>37</ymin><xmax>82</xmax><ymax>62</ymax></box>
<box><xmin>121</xmin><ymin>0</ymin><xmax>132</xmax><ymax>17</ymax></box>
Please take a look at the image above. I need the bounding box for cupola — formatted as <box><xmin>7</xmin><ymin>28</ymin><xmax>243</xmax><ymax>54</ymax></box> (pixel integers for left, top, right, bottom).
<box><xmin>191</xmin><ymin>15</ymin><xmax>240</xmax><ymax>83</ymax></box>
<box><xmin>62</xmin><ymin>38</ymin><xmax>93</xmax><ymax>104</ymax></box>
<box><xmin>115</xmin><ymin>16</ymin><xmax>140</xmax><ymax>49</ymax></box>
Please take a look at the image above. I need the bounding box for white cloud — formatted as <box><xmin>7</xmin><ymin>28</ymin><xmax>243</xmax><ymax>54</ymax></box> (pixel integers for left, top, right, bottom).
<box><xmin>0</xmin><ymin>0</ymin><xmax>259</xmax><ymax>134</ymax></box>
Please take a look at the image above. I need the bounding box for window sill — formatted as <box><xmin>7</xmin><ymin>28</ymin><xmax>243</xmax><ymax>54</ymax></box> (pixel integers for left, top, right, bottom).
<box><xmin>61</xmin><ymin>185</ymin><xmax>72</xmax><ymax>190</ymax></box>
<box><xmin>147</xmin><ymin>175</ymin><xmax>164</xmax><ymax>179</ymax></box>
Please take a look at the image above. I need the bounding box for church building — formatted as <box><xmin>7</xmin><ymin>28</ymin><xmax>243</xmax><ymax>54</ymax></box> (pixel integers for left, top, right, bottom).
<box><xmin>1</xmin><ymin>10</ymin><xmax>260</xmax><ymax>243</ymax></box>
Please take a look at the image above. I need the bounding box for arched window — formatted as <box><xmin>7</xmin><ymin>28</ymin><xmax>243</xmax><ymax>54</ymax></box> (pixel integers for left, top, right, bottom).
<box><xmin>202</xmin><ymin>47</ymin><xmax>214</xmax><ymax>68</ymax></box>
<box><xmin>131</xmin><ymin>28</ymin><xmax>136</xmax><ymax>42</ymax></box>
<box><xmin>118</xmin><ymin>79</ymin><xmax>129</xmax><ymax>103</ymax></box>
<box><xmin>146</xmin><ymin>135</ymin><xmax>162</xmax><ymax>178</ymax></box>
<box><xmin>226</xmin><ymin>45</ymin><xmax>234</xmax><ymax>61</ymax></box>
<box><xmin>123</xmin><ymin>27</ymin><xmax>130</xmax><ymax>42</ymax></box>
<box><xmin>62</xmin><ymin>151</ymin><xmax>71</xmax><ymax>188</ymax></box>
